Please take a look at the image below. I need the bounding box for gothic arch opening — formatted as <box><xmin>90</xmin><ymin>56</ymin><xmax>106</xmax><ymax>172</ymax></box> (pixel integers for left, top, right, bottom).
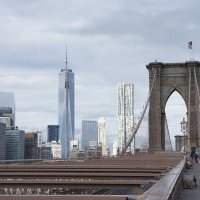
<box><xmin>165</xmin><ymin>90</ymin><xmax>187</xmax><ymax>150</ymax></box>
<box><xmin>148</xmin><ymin>62</ymin><xmax>200</xmax><ymax>151</ymax></box>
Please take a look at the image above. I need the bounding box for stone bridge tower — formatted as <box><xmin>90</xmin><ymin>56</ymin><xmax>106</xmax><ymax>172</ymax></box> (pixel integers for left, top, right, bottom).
<box><xmin>147</xmin><ymin>61</ymin><xmax>200</xmax><ymax>152</ymax></box>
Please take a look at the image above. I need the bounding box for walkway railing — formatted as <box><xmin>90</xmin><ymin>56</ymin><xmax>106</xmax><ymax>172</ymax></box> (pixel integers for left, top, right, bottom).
<box><xmin>137</xmin><ymin>158</ymin><xmax>185</xmax><ymax>200</ymax></box>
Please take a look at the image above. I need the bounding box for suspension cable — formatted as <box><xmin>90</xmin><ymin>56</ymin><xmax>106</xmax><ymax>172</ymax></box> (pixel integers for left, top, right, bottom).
<box><xmin>193</xmin><ymin>67</ymin><xmax>200</xmax><ymax>147</ymax></box>
<box><xmin>165</xmin><ymin>117</ymin><xmax>173</xmax><ymax>151</ymax></box>
<box><xmin>186</xmin><ymin>67</ymin><xmax>191</xmax><ymax>153</ymax></box>
<box><xmin>193</xmin><ymin>67</ymin><xmax>200</xmax><ymax>103</ymax></box>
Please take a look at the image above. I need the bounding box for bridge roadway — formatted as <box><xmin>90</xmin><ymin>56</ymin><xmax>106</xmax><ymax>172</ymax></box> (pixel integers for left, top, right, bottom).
<box><xmin>0</xmin><ymin>152</ymin><xmax>184</xmax><ymax>199</ymax></box>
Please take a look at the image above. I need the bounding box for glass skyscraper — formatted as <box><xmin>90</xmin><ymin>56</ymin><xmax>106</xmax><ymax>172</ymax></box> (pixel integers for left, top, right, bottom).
<box><xmin>0</xmin><ymin>123</ymin><xmax>6</xmax><ymax>160</ymax></box>
<box><xmin>82</xmin><ymin>120</ymin><xmax>98</xmax><ymax>150</ymax></box>
<box><xmin>5</xmin><ymin>129</ymin><xmax>25</xmax><ymax>160</ymax></box>
<box><xmin>117</xmin><ymin>83</ymin><xmax>134</xmax><ymax>152</ymax></box>
<box><xmin>47</xmin><ymin>125</ymin><xmax>59</xmax><ymax>143</ymax></box>
<box><xmin>58</xmin><ymin>55</ymin><xmax>75</xmax><ymax>159</ymax></box>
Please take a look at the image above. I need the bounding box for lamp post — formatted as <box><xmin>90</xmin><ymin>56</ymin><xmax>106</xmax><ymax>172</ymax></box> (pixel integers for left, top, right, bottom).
<box><xmin>180</xmin><ymin>117</ymin><xmax>187</xmax><ymax>153</ymax></box>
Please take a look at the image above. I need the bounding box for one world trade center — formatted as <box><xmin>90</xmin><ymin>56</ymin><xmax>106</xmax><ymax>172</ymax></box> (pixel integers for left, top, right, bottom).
<box><xmin>58</xmin><ymin>50</ymin><xmax>75</xmax><ymax>159</ymax></box>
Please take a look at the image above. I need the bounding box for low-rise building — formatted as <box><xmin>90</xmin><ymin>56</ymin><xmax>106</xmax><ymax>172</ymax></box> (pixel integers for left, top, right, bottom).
<box><xmin>69</xmin><ymin>150</ymin><xmax>85</xmax><ymax>160</ymax></box>
<box><xmin>86</xmin><ymin>146</ymin><xmax>102</xmax><ymax>159</ymax></box>
<box><xmin>51</xmin><ymin>141</ymin><xmax>61</xmax><ymax>159</ymax></box>
<box><xmin>38</xmin><ymin>144</ymin><xmax>52</xmax><ymax>160</ymax></box>
<box><xmin>70</xmin><ymin>139</ymin><xmax>79</xmax><ymax>152</ymax></box>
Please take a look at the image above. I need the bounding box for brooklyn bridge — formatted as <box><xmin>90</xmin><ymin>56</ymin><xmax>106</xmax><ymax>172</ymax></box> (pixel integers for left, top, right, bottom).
<box><xmin>1</xmin><ymin>61</ymin><xmax>200</xmax><ymax>200</ymax></box>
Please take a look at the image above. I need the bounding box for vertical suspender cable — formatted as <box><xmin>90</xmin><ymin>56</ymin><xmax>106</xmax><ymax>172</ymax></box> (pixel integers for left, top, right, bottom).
<box><xmin>165</xmin><ymin>117</ymin><xmax>173</xmax><ymax>151</ymax></box>
<box><xmin>193</xmin><ymin>67</ymin><xmax>200</xmax><ymax>147</ymax></box>
<box><xmin>193</xmin><ymin>67</ymin><xmax>200</xmax><ymax>102</ymax></box>
<box><xmin>187</xmin><ymin>67</ymin><xmax>191</xmax><ymax>153</ymax></box>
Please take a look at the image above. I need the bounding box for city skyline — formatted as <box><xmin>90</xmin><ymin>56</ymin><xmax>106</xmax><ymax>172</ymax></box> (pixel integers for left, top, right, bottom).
<box><xmin>0</xmin><ymin>1</ymin><xmax>197</xmax><ymax>198</ymax></box>
<box><xmin>0</xmin><ymin>0</ymin><xmax>195</xmax><ymax>148</ymax></box>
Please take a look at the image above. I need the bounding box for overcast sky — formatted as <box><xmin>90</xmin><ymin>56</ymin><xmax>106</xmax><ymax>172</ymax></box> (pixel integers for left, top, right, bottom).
<box><xmin>0</xmin><ymin>0</ymin><xmax>198</xmax><ymax>147</ymax></box>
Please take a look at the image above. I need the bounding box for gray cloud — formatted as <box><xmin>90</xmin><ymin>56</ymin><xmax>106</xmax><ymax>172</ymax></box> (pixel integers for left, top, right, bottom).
<box><xmin>0</xmin><ymin>0</ymin><xmax>196</xmax><ymax>147</ymax></box>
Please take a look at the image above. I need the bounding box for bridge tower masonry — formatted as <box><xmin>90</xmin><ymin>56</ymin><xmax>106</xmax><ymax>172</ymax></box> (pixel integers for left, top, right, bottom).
<box><xmin>147</xmin><ymin>61</ymin><xmax>200</xmax><ymax>152</ymax></box>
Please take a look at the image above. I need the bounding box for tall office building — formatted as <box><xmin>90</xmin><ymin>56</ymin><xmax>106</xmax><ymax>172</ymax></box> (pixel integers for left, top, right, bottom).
<box><xmin>0</xmin><ymin>123</ymin><xmax>6</xmax><ymax>160</ymax></box>
<box><xmin>117</xmin><ymin>83</ymin><xmax>134</xmax><ymax>152</ymax></box>
<box><xmin>47</xmin><ymin>125</ymin><xmax>59</xmax><ymax>143</ymax></box>
<box><xmin>82</xmin><ymin>120</ymin><xmax>98</xmax><ymax>150</ymax></box>
<box><xmin>0</xmin><ymin>92</ymin><xmax>15</xmax><ymax>128</ymax></box>
<box><xmin>24</xmin><ymin>132</ymin><xmax>39</xmax><ymax>159</ymax></box>
<box><xmin>98</xmin><ymin>117</ymin><xmax>107</xmax><ymax>156</ymax></box>
<box><xmin>58</xmin><ymin>51</ymin><xmax>75</xmax><ymax>159</ymax></box>
<box><xmin>37</xmin><ymin>131</ymin><xmax>43</xmax><ymax>147</ymax></box>
<box><xmin>5</xmin><ymin>129</ymin><xmax>25</xmax><ymax>160</ymax></box>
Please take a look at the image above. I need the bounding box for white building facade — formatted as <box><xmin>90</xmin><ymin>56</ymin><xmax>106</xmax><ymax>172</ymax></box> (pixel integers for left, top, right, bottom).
<box><xmin>51</xmin><ymin>141</ymin><xmax>62</xmax><ymax>159</ymax></box>
<box><xmin>117</xmin><ymin>83</ymin><xmax>134</xmax><ymax>152</ymax></box>
<box><xmin>112</xmin><ymin>141</ymin><xmax>118</xmax><ymax>156</ymax></box>
<box><xmin>70</xmin><ymin>139</ymin><xmax>79</xmax><ymax>151</ymax></box>
<box><xmin>98</xmin><ymin>117</ymin><xmax>107</xmax><ymax>156</ymax></box>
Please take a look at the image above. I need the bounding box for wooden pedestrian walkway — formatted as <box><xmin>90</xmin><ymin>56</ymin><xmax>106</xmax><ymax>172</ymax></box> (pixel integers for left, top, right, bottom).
<box><xmin>180</xmin><ymin>162</ymin><xmax>200</xmax><ymax>200</ymax></box>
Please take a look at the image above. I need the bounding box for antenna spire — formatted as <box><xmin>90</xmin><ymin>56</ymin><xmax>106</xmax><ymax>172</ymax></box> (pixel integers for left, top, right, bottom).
<box><xmin>65</xmin><ymin>46</ymin><xmax>68</xmax><ymax>70</ymax></box>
